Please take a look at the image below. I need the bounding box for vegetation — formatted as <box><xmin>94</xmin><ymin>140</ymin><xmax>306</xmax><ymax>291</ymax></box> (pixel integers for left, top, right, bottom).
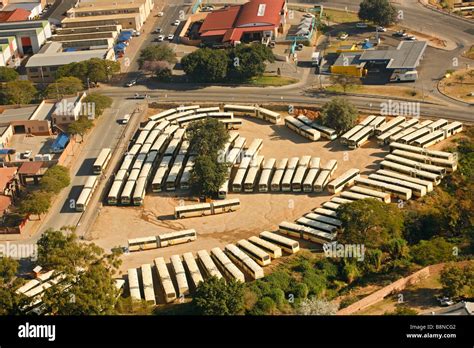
<box><xmin>297</xmin><ymin>298</ymin><xmax>338</xmax><ymax>315</ymax></box>
<box><xmin>182</xmin><ymin>43</ymin><xmax>274</xmax><ymax>83</ymax></box>
<box><xmin>2</xmin><ymin>80</ymin><xmax>37</xmax><ymax>105</ymax></box>
<box><xmin>319</xmin><ymin>98</ymin><xmax>358</xmax><ymax>134</ymax></box>
<box><xmin>359</xmin><ymin>0</ymin><xmax>398</xmax><ymax>26</ymax></box>
<box><xmin>193</xmin><ymin>276</ymin><xmax>245</xmax><ymax>315</ymax></box>
<box><xmin>68</xmin><ymin>116</ymin><xmax>94</xmax><ymax>142</ymax></box>
<box><xmin>45</xmin><ymin>77</ymin><xmax>84</xmax><ymax>99</ymax></box>
<box><xmin>56</xmin><ymin>58</ymin><xmax>120</xmax><ymax>84</ymax></box>
<box><xmin>187</xmin><ymin>118</ymin><xmax>229</xmax><ymax>198</ymax></box>
<box><xmin>384</xmin><ymin>305</ymin><xmax>418</xmax><ymax>315</ymax></box>
<box><xmin>329</xmin><ymin>74</ymin><xmax>361</xmax><ymax>93</ymax></box>
<box><xmin>0</xmin><ymin>257</ymin><xmax>29</xmax><ymax>315</ymax></box>
<box><xmin>83</xmin><ymin>93</ymin><xmax>112</xmax><ymax>118</ymax></box>
<box><xmin>138</xmin><ymin>44</ymin><xmax>177</xmax><ymax>68</ymax></box>
<box><xmin>439</xmin><ymin>262</ymin><xmax>474</xmax><ymax>299</ymax></box>
<box><xmin>0</xmin><ymin>66</ymin><xmax>19</xmax><ymax>82</ymax></box>
<box><xmin>18</xmin><ymin>191</ymin><xmax>51</xmax><ymax>220</ymax></box>
<box><xmin>40</xmin><ymin>165</ymin><xmax>71</xmax><ymax>194</ymax></box>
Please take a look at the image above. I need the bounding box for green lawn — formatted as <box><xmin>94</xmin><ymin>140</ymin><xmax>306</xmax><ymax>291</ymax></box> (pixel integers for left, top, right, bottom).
<box><xmin>249</xmin><ymin>75</ymin><xmax>298</xmax><ymax>87</ymax></box>
<box><xmin>323</xmin><ymin>8</ymin><xmax>359</xmax><ymax>24</ymax></box>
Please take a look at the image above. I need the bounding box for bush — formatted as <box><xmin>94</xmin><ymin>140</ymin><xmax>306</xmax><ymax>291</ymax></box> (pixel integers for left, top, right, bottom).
<box><xmin>251</xmin><ymin>297</ymin><xmax>276</xmax><ymax>315</ymax></box>
<box><xmin>83</xmin><ymin>93</ymin><xmax>112</xmax><ymax>118</ymax></box>
<box><xmin>40</xmin><ymin>165</ymin><xmax>70</xmax><ymax>194</ymax></box>
<box><xmin>290</xmin><ymin>283</ymin><xmax>309</xmax><ymax>299</ymax></box>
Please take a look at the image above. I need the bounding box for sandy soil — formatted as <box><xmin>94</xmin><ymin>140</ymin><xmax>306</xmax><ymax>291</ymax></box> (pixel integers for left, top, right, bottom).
<box><xmin>90</xmin><ymin>114</ymin><xmax>388</xmax><ymax>274</ymax></box>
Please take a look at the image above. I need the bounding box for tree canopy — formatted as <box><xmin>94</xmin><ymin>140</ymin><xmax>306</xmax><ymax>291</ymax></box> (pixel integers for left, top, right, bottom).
<box><xmin>56</xmin><ymin>58</ymin><xmax>120</xmax><ymax>83</ymax></box>
<box><xmin>83</xmin><ymin>93</ymin><xmax>112</xmax><ymax>118</ymax></box>
<box><xmin>409</xmin><ymin>237</ymin><xmax>456</xmax><ymax>266</ymax></box>
<box><xmin>68</xmin><ymin>116</ymin><xmax>94</xmax><ymax>142</ymax></box>
<box><xmin>138</xmin><ymin>44</ymin><xmax>177</xmax><ymax>68</ymax></box>
<box><xmin>40</xmin><ymin>165</ymin><xmax>71</xmax><ymax>194</ymax></box>
<box><xmin>319</xmin><ymin>98</ymin><xmax>358</xmax><ymax>134</ymax></box>
<box><xmin>181</xmin><ymin>48</ymin><xmax>228</xmax><ymax>83</ymax></box>
<box><xmin>439</xmin><ymin>262</ymin><xmax>474</xmax><ymax>299</ymax></box>
<box><xmin>18</xmin><ymin>191</ymin><xmax>51</xmax><ymax>220</ymax></box>
<box><xmin>359</xmin><ymin>0</ymin><xmax>398</xmax><ymax>26</ymax></box>
<box><xmin>45</xmin><ymin>76</ymin><xmax>84</xmax><ymax>99</ymax></box>
<box><xmin>2</xmin><ymin>80</ymin><xmax>37</xmax><ymax>105</ymax></box>
<box><xmin>193</xmin><ymin>276</ymin><xmax>245</xmax><ymax>315</ymax></box>
<box><xmin>0</xmin><ymin>66</ymin><xmax>19</xmax><ymax>82</ymax></box>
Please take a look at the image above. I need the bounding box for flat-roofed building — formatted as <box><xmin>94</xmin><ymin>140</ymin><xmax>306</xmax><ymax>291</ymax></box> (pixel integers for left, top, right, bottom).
<box><xmin>25</xmin><ymin>41</ymin><xmax>115</xmax><ymax>82</ymax></box>
<box><xmin>0</xmin><ymin>36</ymin><xmax>18</xmax><ymax>66</ymax></box>
<box><xmin>0</xmin><ymin>100</ymin><xmax>53</xmax><ymax>135</ymax></box>
<box><xmin>52</xmin><ymin>92</ymin><xmax>88</xmax><ymax>129</ymax></box>
<box><xmin>0</xmin><ymin>20</ymin><xmax>51</xmax><ymax>55</ymax></box>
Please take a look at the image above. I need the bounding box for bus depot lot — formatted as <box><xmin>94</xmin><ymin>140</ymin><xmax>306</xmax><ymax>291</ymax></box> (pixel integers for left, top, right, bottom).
<box><xmin>90</xmin><ymin>114</ymin><xmax>385</xmax><ymax>273</ymax></box>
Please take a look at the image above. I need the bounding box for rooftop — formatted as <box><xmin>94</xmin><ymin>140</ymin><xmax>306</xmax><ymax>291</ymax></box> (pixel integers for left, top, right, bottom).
<box><xmin>0</xmin><ymin>106</ymin><xmax>38</xmax><ymax>123</ymax></box>
<box><xmin>0</xmin><ymin>195</ymin><xmax>12</xmax><ymax>215</ymax></box>
<box><xmin>61</xmin><ymin>12</ymin><xmax>140</xmax><ymax>24</ymax></box>
<box><xmin>3</xmin><ymin>3</ymin><xmax>39</xmax><ymax>12</ymax></box>
<box><xmin>430</xmin><ymin>302</ymin><xmax>473</xmax><ymax>316</ymax></box>
<box><xmin>334</xmin><ymin>53</ymin><xmax>364</xmax><ymax>67</ymax></box>
<box><xmin>359</xmin><ymin>41</ymin><xmax>428</xmax><ymax>69</ymax></box>
<box><xmin>0</xmin><ymin>9</ymin><xmax>31</xmax><ymax>22</ymax></box>
<box><xmin>18</xmin><ymin>161</ymin><xmax>43</xmax><ymax>175</ymax></box>
<box><xmin>0</xmin><ymin>167</ymin><xmax>18</xmax><ymax>191</ymax></box>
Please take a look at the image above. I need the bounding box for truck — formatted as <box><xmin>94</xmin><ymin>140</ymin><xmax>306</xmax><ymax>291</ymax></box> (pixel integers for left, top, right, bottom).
<box><xmin>311</xmin><ymin>51</ymin><xmax>321</xmax><ymax>67</ymax></box>
<box><xmin>390</xmin><ymin>70</ymin><xmax>418</xmax><ymax>82</ymax></box>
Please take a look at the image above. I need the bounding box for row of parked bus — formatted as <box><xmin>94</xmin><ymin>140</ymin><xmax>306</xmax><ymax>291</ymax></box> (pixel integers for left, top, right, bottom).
<box><xmin>127</xmin><ymin>229</ymin><xmax>197</xmax><ymax>252</ymax></box>
<box><xmin>285</xmin><ymin>115</ymin><xmax>338</xmax><ymax>142</ymax></box>
<box><xmin>174</xmin><ymin>198</ymin><xmax>241</xmax><ymax>219</ymax></box>
<box><xmin>126</xmin><ymin>230</ymin><xmax>300</xmax><ymax>304</ymax></box>
<box><xmin>341</xmin><ymin>115</ymin><xmax>386</xmax><ymax>149</ymax></box>
<box><xmin>230</xmin><ymin>154</ymin><xmax>338</xmax><ymax>193</ymax></box>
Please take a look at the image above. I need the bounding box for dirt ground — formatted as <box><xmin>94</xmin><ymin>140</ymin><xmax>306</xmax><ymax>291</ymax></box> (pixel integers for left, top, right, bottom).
<box><xmin>90</xmin><ymin>112</ymin><xmax>388</xmax><ymax>275</ymax></box>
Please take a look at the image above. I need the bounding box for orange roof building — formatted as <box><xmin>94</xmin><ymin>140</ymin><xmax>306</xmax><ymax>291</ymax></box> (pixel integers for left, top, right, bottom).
<box><xmin>0</xmin><ymin>9</ymin><xmax>31</xmax><ymax>23</ymax></box>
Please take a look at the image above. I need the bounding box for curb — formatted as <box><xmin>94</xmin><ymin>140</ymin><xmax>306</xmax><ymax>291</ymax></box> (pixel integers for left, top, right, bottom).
<box><xmin>314</xmin><ymin>90</ymin><xmax>442</xmax><ymax>105</ymax></box>
<box><xmin>436</xmin><ymin>79</ymin><xmax>474</xmax><ymax>106</ymax></box>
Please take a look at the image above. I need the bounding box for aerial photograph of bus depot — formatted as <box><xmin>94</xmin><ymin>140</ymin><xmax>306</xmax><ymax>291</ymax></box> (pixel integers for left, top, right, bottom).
<box><xmin>0</xmin><ymin>0</ymin><xmax>472</xmax><ymax>344</ymax></box>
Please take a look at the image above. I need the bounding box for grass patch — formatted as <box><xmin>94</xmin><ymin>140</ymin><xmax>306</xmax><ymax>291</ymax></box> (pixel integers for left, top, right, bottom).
<box><xmin>323</xmin><ymin>8</ymin><xmax>359</xmax><ymax>24</ymax></box>
<box><xmin>248</xmin><ymin>75</ymin><xmax>298</xmax><ymax>87</ymax></box>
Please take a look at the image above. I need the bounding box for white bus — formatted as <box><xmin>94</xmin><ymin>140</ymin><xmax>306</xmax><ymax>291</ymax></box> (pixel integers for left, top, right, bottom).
<box><xmin>93</xmin><ymin>148</ymin><xmax>112</xmax><ymax>174</ymax></box>
<box><xmin>218</xmin><ymin>180</ymin><xmax>229</xmax><ymax>200</ymax></box>
<box><xmin>207</xmin><ymin>112</ymin><xmax>234</xmax><ymax>120</ymax></box>
<box><xmin>237</xmin><ymin>239</ymin><xmax>271</xmax><ymax>266</ymax></box>
<box><xmin>296</xmin><ymin>115</ymin><xmax>337</xmax><ymax>140</ymax></box>
<box><xmin>76</xmin><ymin>175</ymin><xmax>99</xmax><ymax>211</ymax></box>
<box><xmin>132</xmin><ymin>177</ymin><xmax>147</xmax><ymax>206</ymax></box>
<box><xmin>116</xmin><ymin>168</ymin><xmax>129</xmax><ymax>181</ymax></box>
<box><xmin>232</xmin><ymin>156</ymin><xmax>251</xmax><ymax>192</ymax></box>
<box><xmin>377</xmin><ymin>169</ymin><xmax>433</xmax><ymax>192</ymax></box>
<box><xmin>285</xmin><ymin>116</ymin><xmax>320</xmax><ymax>141</ymax></box>
<box><xmin>128</xmin><ymin>236</ymin><xmax>158</xmax><ymax>252</ymax></box>
<box><xmin>141</xmin><ymin>263</ymin><xmax>156</xmax><ymax>305</ymax></box>
<box><xmin>377</xmin><ymin>126</ymin><xmax>404</xmax><ymax>145</ymax></box>
<box><xmin>347</xmin><ymin>126</ymin><xmax>373</xmax><ymax>149</ymax></box>
<box><xmin>313</xmin><ymin>207</ymin><xmax>338</xmax><ymax>218</ymax></box>
<box><xmin>412</xmin><ymin>130</ymin><xmax>445</xmax><ymax>148</ymax></box>
<box><xmin>375</xmin><ymin>116</ymin><xmax>406</xmax><ymax>136</ymax></box>
<box><xmin>151</xmin><ymin>157</ymin><xmax>172</xmax><ymax>192</ymax></box>
<box><xmin>220</xmin><ymin>118</ymin><xmax>243</xmax><ymax>130</ymax></box>
<box><xmin>296</xmin><ymin>217</ymin><xmax>337</xmax><ymax>234</ymax></box>
<box><xmin>233</xmin><ymin>136</ymin><xmax>246</xmax><ymax>150</ymax></box>
<box><xmin>390</xmin><ymin>125</ymin><xmax>420</xmax><ymax>143</ymax></box>
<box><xmin>135</xmin><ymin>130</ymin><xmax>150</xmax><ymax>146</ymax></box>
<box><xmin>166</xmin><ymin>110</ymin><xmax>196</xmax><ymax>123</ymax></box>
<box><xmin>385</xmin><ymin>154</ymin><xmax>446</xmax><ymax>176</ymax></box>
<box><xmin>427</xmin><ymin>119</ymin><xmax>448</xmax><ymax>132</ymax></box>
<box><xmin>211</xmin><ymin>247</ymin><xmax>245</xmax><ymax>282</ymax></box>
<box><xmin>330</xmin><ymin>196</ymin><xmax>353</xmax><ymax>204</ymax></box>
<box><xmin>322</xmin><ymin>201</ymin><xmax>341</xmax><ymax>211</ymax></box>
<box><xmin>165</xmin><ymin>154</ymin><xmax>186</xmax><ymax>191</ymax></box>
<box><xmin>142</xmin><ymin>120</ymin><xmax>157</xmax><ymax>132</ymax></box>
<box><xmin>132</xmin><ymin>154</ymin><xmax>146</xmax><ymax>171</ymax></box>
<box><xmin>244</xmin><ymin>155</ymin><xmax>264</xmax><ymax>192</ymax></box>
<box><xmin>182</xmin><ymin>252</ymin><xmax>204</xmax><ymax>289</ymax></box>
<box><xmin>149</xmin><ymin>108</ymin><xmax>177</xmax><ymax>122</ymax></box>
<box><xmin>327</xmin><ymin>168</ymin><xmax>360</xmax><ymax>194</ymax></box>
<box><xmin>223</xmin><ymin>104</ymin><xmax>257</xmax><ymax>117</ymax></box>
<box><xmin>292</xmin><ymin>155</ymin><xmax>311</xmax><ymax>192</ymax></box>
<box><xmin>302</xmin><ymin>157</ymin><xmax>321</xmax><ymax>192</ymax></box>
<box><xmin>176</xmin><ymin>113</ymin><xmax>207</xmax><ymax>126</ymax></box>
<box><xmin>154</xmin><ymin>257</ymin><xmax>177</xmax><ymax>303</ymax></box>
<box><xmin>305</xmin><ymin>212</ymin><xmax>342</xmax><ymax>227</ymax></box>
<box><xmin>197</xmin><ymin>249</ymin><xmax>223</xmax><ymax>280</ymax></box>
<box><xmin>128</xmin><ymin>144</ymin><xmax>141</xmax><ymax>158</ymax></box>
<box><xmin>389</xmin><ymin>142</ymin><xmax>456</xmax><ymax>161</ymax></box>
<box><xmin>369</xmin><ymin>173</ymin><xmax>426</xmax><ymax>197</ymax></box>
<box><xmin>323</xmin><ymin>159</ymin><xmax>338</xmax><ymax>176</ymax></box>
<box><xmin>119</xmin><ymin>155</ymin><xmax>133</xmax><ymax>172</ymax></box>
<box><xmin>127</xmin><ymin>268</ymin><xmax>141</xmax><ymax>301</ymax></box>
<box><xmin>244</xmin><ymin>138</ymin><xmax>263</xmax><ymax>158</ymax></box>
<box><xmin>145</xmin><ymin>129</ymin><xmax>160</xmax><ymax>145</ymax></box>
<box><xmin>212</xmin><ymin>198</ymin><xmax>240</xmax><ymax>215</ymax></box>
<box><xmin>257</xmin><ymin>107</ymin><xmax>281</xmax><ymax>124</ymax></box>
<box><xmin>399</xmin><ymin>127</ymin><xmax>432</xmax><ymax>144</ymax></box>
<box><xmin>270</xmin><ymin>158</ymin><xmax>288</xmax><ymax>191</ymax></box>
<box><xmin>355</xmin><ymin>177</ymin><xmax>412</xmax><ymax>200</ymax></box>
<box><xmin>340</xmin><ymin>191</ymin><xmax>382</xmax><ymax>202</ymax></box>
<box><xmin>258</xmin><ymin>157</ymin><xmax>276</xmax><ymax>192</ymax></box>
<box><xmin>442</xmin><ymin>121</ymin><xmax>463</xmax><ymax>137</ymax></box>
<box><xmin>392</xmin><ymin>149</ymin><xmax>457</xmax><ymax>172</ymax></box>
<box><xmin>120</xmin><ymin>180</ymin><xmax>135</xmax><ymax>205</ymax></box>
<box><xmin>360</xmin><ymin>115</ymin><xmax>377</xmax><ymax>126</ymax></box>
<box><xmin>176</xmin><ymin>105</ymin><xmax>200</xmax><ymax>113</ymax></box>
<box><xmin>248</xmin><ymin>236</ymin><xmax>282</xmax><ymax>259</ymax></box>
<box><xmin>157</xmin><ymin>229</ymin><xmax>197</xmax><ymax>247</ymax></box>
<box><xmin>180</xmin><ymin>165</ymin><xmax>193</xmax><ymax>190</ymax></box>
<box><xmin>175</xmin><ymin>202</ymin><xmax>213</xmax><ymax>219</ymax></box>
<box><xmin>341</xmin><ymin>125</ymin><xmax>364</xmax><ymax>145</ymax></box>
<box><xmin>155</xmin><ymin>120</ymin><xmax>171</xmax><ymax>133</ymax></box>
<box><xmin>368</xmin><ymin>116</ymin><xmax>385</xmax><ymax>128</ymax></box>
<box><xmin>163</xmin><ymin>125</ymin><xmax>180</xmax><ymax>138</ymax></box>
<box><xmin>313</xmin><ymin>170</ymin><xmax>331</xmax><ymax>192</ymax></box>
<box><xmin>150</xmin><ymin>134</ymin><xmax>169</xmax><ymax>154</ymax></box>
<box><xmin>349</xmin><ymin>185</ymin><xmax>392</xmax><ymax>203</ymax></box>
<box><xmin>260</xmin><ymin>231</ymin><xmax>300</xmax><ymax>254</ymax></box>
<box><xmin>170</xmin><ymin>255</ymin><xmax>189</xmax><ymax>297</ymax></box>
<box><xmin>280</xmin><ymin>221</ymin><xmax>336</xmax><ymax>244</ymax></box>
<box><xmin>281</xmin><ymin>157</ymin><xmax>299</xmax><ymax>191</ymax></box>
<box><xmin>225</xmin><ymin>244</ymin><xmax>264</xmax><ymax>280</ymax></box>
<box><xmin>196</xmin><ymin>106</ymin><xmax>220</xmax><ymax>113</ymax></box>
<box><xmin>172</xmin><ymin>128</ymin><xmax>186</xmax><ymax>141</ymax></box>
<box><xmin>163</xmin><ymin>138</ymin><xmax>182</xmax><ymax>158</ymax></box>
<box><xmin>107</xmin><ymin>180</ymin><xmax>123</xmax><ymax>205</ymax></box>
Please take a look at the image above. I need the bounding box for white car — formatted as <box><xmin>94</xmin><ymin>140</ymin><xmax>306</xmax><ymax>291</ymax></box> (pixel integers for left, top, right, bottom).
<box><xmin>404</xmin><ymin>35</ymin><xmax>416</xmax><ymax>41</ymax></box>
<box><xmin>168</xmin><ymin>34</ymin><xmax>174</xmax><ymax>41</ymax></box>
<box><xmin>157</xmin><ymin>12</ymin><xmax>164</xmax><ymax>17</ymax></box>
<box><xmin>376</xmin><ymin>26</ymin><xmax>387</xmax><ymax>32</ymax></box>
<box><xmin>173</xmin><ymin>20</ymin><xmax>180</xmax><ymax>26</ymax></box>
<box><xmin>356</xmin><ymin>22</ymin><xmax>368</xmax><ymax>28</ymax></box>
<box><xmin>157</xmin><ymin>35</ymin><xmax>165</xmax><ymax>42</ymax></box>
<box><xmin>21</xmin><ymin>150</ymin><xmax>32</xmax><ymax>159</ymax></box>
<box><xmin>303</xmin><ymin>13</ymin><xmax>315</xmax><ymax>18</ymax></box>
<box><xmin>338</xmin><ymin>33</ymin><xmax>348</xmax><ymax>40</ymax></box>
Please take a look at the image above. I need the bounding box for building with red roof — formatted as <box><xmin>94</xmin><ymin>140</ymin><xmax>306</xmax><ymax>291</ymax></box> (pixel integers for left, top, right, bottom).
<box><xmin>198</xmin><ymin>0</ymin><xmax>287</xmax><ymax>45</ymax></box>
<box><xmin>0</xmin><ymin>8</ymin><xmax>31</xmax><ymax>23</ymax></box>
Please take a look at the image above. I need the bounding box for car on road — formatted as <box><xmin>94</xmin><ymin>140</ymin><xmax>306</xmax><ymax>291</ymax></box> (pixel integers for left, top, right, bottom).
<box><xmin>118</xmin><ymin>114</ymin><xmax>131</xmax><ymax>125</ymax></box>
<box><xmin>172</xmin><ymin>20</ymin><xmax>180</xmax><ymax>26</ymax></box>
<box><xmin>157</xmin><ymin>11</ymin><xmax>164</xmax><ymax>17</ymax></box>
<box><xmin>201</xmin><ymin>5</ymin><xmax>214</xmax><ymax>12</ymax></box>
<box><xmin>356</xmin><ymin>22</ymin><xmax>368</xmax><ymax>28</ymax></box>
<box><xmin>376</xmin><ymin>26</ymin><xmax>387</xmax><ymax>32</ymax></box>
<box><xmin>134</xmin><ymin>93</ymin><xmax>148</xmax><ymax>99</ymax></box>
<box><xmin>124</xmin><ymin>79</ymin><xmax>137</xmax><ymax>87</ymax></box>
<box><xmin>157</xmin><ymin>35</ymin><xmax>165</xmax><ymax>42</ymax></box>
<box><xmin>437</xmin><ymin>297</ymin><xmax>455</xmax><ymax>307</ymax></box>
<box><xmin>338</xmin><ymin>32</ymin><xmax>348</xmax><ymax>40</ymax></box>
<box><xmin>154</xmin><ymin>28</ymin><xmax>162</xmax><ymax>34</ymax></box>
<box><xmin>21</xmin><ymin>150</ymin><xmax>32</xmax><ymax>159</ymax></box>
<box><xmin>167</xmin><ymin>34</ymin><xmax>174</xmax><ymax>41</ymax></box>
<box><xmin>393</xmin><ymin>30</ymin><xmax>407</xmax><ymax>37</ymax></box>
<box><xmin>404</xmin><ymin>35</ymin><xmax>417</xmax><ymax>41</ymax></box>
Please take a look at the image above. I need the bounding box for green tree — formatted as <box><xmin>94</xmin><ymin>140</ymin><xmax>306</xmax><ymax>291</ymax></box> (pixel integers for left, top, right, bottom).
<box><xmin>384</xmin><ymin>305</ymin><xmax>418</xmax><ymax>315</ymax></box>
<box><xmin>19</xmin><ymin>191</ymin><xmax>51</xmax><ymax>220</ymax></box>
<box><xmin>250</xmin><ymin>296</ymin><xmax>277</xmax><ymax>315</ymax></box>
<box><xmin>193</xmin><ymin>276</ymin><xmax>245</xmax><ymax>315</ymax></box>
<box><xmin>181</xmin><ymin>48</ymin><xmax>228</xmax><ymax>82</ymax></box>
<box><xmin>0</xmin><ymin>257</ymin><xmax>30</xmax><ymax>315</ymax></box>
<box><xmin>190</xmin><ymin>154</ymin><xmax>228</xmax><ymax>198</ymax></box>
<box><xmin>3</xmin><ymin>80</ymin><xmax>37</xmax><ymax>105</ymax></box>
<box><xmin>410</xmin><ymin>237</ymin><xmax>456</xmax><ymax>266</ymax></box>
<box><xmin>83</xmin><ymin>93</ymin><xmax>112</xmax><ymax>118</ymax></box>
<box><xmin>439</xmin><ymin>263</ymin><xmax>474</xmax><ymax>299</ymax></box>
<box><xmin>138</xmin><ymin>44</ymin><xmax>177</xmax><ymax>68</ymax></box>
<box><xmin>329</xmin><ymin>74</ymin><xmax>361</xmax><ymax>93</ymax></box>
<box><xmin>45</xmin><ymin>77</ymin><xmax>84</xmax><ymax>99</ymax></box>
<box><xmin>57</xmin><ymin>58</ymin><xmax>120</xmax><ymax>83</ymax></box>
<box><xmin>228</xmin><ymin>44</ymin><xmax>268</xmax><ymax>81</ymax></box>
<box><xmin>68</xmin><ymin>116</ymin><xmax>94</xmax><ymax>142</ymax></box>
<box><xmin>40</xmin><ymin>165</ymin><xmax>71</xmax><ymax>194</ymax></box>
<box><xmin>187</xmin><ymin>118</ymin><xmax>229</xmax><ymax>156</ymax></box>
<box><xmin>338</xmin><ymin>199</ymin><xmax>404</xmax><ymax>249</ymax></box>
<box><xmin>359</xmin><ymin>0</ymin><xmax>397</xmax><ymax>26</ymax></box>
<box><xmin>0</xmin><ymin>66</ymin><xmax>19</xmax><ymax>82</ymax></box>
<box><xmin>320</xmin><ymin>98</ymin><xmax>358</xmax><ymax>135</ymax></box>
